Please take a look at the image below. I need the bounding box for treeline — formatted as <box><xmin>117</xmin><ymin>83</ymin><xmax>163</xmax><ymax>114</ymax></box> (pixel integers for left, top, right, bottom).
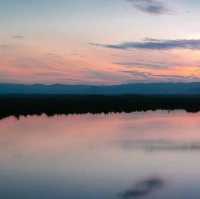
<box><xmin>0</xmin><ymin>94</ymin><xmax>200</xmax><ymax>118</ymax></box>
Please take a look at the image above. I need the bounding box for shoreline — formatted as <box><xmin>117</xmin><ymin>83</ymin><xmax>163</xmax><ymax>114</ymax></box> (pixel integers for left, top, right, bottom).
<box><xmin>0</xmin><ymin>94</ymin><xmax>200</xmax><ymax>119</ymax></box>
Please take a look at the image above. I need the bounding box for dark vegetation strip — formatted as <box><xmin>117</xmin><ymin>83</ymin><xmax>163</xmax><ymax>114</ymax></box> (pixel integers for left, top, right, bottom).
<box><xmin>0</xmin><ymin>94</ymin><xmax>200</xmax><ymax>118</ymax></box>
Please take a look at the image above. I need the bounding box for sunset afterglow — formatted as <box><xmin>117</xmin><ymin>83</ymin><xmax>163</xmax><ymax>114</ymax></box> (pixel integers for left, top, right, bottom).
<box><xmin>1</xmin><ymin>0</ymin><xmax>200</xmax><ymax>84</ymax></box>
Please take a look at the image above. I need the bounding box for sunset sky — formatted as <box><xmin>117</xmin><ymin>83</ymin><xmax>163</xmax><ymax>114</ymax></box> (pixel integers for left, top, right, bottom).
<box><xmin>1</xmin><ymin>0</ymin><xmax>200</xmax><ymax>84</ymax></box>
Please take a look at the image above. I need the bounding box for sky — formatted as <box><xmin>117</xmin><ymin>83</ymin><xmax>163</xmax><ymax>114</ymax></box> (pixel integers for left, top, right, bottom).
<box><xmin>1</xmin><ymin>0</ymin><xmax>200</xmax><ymax>84</ymax></box>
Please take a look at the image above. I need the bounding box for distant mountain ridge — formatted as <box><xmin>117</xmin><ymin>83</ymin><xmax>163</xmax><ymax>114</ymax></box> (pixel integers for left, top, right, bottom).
<box><xmin>1</xmin><ymin>83</ymin><xmax>200</xmax><ymax>95</ymax></box>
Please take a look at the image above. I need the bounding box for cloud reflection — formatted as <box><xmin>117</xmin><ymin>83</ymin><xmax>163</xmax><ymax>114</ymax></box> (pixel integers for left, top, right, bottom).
<box><xmin>119</xmin><ymin>177</ymin><xmax>164</xmax><ymax>198</ymax></box>
<box><xmin>118</xmin><ymin>140</ymin><xmax>200</xmax><ymax>152</ymax></box>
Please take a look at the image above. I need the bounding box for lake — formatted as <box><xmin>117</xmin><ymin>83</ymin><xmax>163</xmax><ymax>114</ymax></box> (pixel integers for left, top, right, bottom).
<box><xmin>1</xmin><ymin>111</ymin><xmax>200</xmax><ymax>199</ymax></box>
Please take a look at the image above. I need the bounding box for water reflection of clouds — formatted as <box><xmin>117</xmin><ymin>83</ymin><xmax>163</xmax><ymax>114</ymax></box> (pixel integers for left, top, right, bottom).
<box><xmin>119</xmin><ymin>177</ymin><xmax>165</xmax><ymax>199</ymax></box>
<box><xmin>117</xmin><ymin>140</ymin><xmax>200</xmax><ymax>152</ymax></box>
<box><xmin>1</xmin><ymin>112</ymin><xmax>200</xmax><ymax>199</ymax></box>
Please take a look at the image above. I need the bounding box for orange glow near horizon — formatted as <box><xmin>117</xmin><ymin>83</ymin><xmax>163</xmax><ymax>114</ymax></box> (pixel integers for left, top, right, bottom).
<box><xmin>1</xmin><ymin>39</ymin><xmax>200</xmax><ymax>84</ymax></box>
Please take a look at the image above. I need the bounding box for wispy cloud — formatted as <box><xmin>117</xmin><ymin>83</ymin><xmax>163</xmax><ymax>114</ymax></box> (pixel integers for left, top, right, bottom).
<box><xmin>126</xmin><ymin>0</ymin><xmax>170</xmax><ymax>15</ymax></box>
<box><xmin>121</xmin><ymin>70</ymin><xmax>152</xmax><ymax>79</ymax></box>
<box><xmin>119</xmin><ymin>177</ymin><xmax>164</xmax><ymax>199</ymax></box>
<box><xmin>12</xmin><ymin>35</ymin><xmax>24</xmax><ymax>39</ymax></box>
<box><xmin>115</xmin><ymin>61</ymin><xmax>172</xmax><ymax>68</ymax></box>
<box><xmin>91</xmin><ymin>38</ymin><xmax>200</xmax><ymax>51</ymax></box>
<box><xmin>121</xmin><ymin>70</ymin><xmax>200</xmax><ymax>82</ymax></box>
<box><xmin>0</xmin><ymin>44</ymin><xmax>10</xmax><ymax>49</ymax></box>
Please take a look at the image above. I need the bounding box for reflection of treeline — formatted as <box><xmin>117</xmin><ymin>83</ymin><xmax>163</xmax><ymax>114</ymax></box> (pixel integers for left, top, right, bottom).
<box><xmin>0</xmin><ymin>94</ymin><xmax>200</xmax><ymax>118</ymax></box>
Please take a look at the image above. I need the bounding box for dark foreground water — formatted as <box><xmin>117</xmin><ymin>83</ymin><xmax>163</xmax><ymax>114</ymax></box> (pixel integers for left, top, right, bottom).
<box><xmin>1</xmin><ymin>111</ymin><xmax>200</xmax><ymax>199</ymax></box>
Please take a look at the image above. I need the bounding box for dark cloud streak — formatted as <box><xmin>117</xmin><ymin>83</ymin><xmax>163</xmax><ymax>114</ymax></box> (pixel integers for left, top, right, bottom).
<box><xmin>126</xmin><ymin>0</ymin><xmax>170</xmax><ymax>15</ymax></box>
<box><xmin>92</xmin><ymin>38</ymin><xmax>200</xmax><ymax>51</ymax></box>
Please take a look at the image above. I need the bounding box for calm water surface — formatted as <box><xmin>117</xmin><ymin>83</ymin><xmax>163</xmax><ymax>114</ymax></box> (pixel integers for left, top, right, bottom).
<box><xmin>1</xmin><ymin>111</ymin><xmax>200</xmax><ymax>199</ymax></box>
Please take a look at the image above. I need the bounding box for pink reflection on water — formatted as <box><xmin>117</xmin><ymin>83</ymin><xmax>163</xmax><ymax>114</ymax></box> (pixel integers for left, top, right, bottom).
<box><xmin>1</xmin><ymin>111</ymin><xmax>200</xmax><ymax>199</ymax></box>
<box><xmin>0</xmin><ymin>111</ymin><xmax>200</xmax><ymax>166</ymax></box>
<box><xmin>1</xmin><ymin>111</ymin><xmax>200</xmax><ymax>154</ymax></box>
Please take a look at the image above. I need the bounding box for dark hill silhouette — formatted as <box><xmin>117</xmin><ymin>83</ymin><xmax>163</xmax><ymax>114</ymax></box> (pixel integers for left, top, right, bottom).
<box><xmin>1</xmin><ymin>82</ymin><xmax>200</xmax><ymax>95</ymax></box>
<box><xmin>1</xmin><ymin>83</ymin><xmax>200</xmax><ymax>118</ymax></box>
